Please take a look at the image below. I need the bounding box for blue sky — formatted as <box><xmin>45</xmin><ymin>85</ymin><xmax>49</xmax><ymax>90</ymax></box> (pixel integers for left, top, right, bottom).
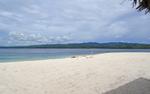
<box><xmin>0</xmin><ymin>0</ymin><xmax>150</xmax><ymax>46</ymax></box>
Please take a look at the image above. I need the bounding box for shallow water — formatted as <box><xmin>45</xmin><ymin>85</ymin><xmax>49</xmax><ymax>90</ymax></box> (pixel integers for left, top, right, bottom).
<box><xmin>0</xmin><ymin>48</ymin><xmax>150</xmax><ymax>62</ymax></box>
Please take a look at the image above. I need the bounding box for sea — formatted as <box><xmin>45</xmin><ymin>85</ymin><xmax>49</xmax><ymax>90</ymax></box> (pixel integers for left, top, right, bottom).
<box><xmin>0</xmin><ymin>48</ymin><xmax>150</xmax><ymax>62</ymax></box>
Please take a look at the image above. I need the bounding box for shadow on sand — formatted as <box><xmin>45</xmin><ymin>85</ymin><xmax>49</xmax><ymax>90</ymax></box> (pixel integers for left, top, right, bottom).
<box><xmin>104</xmin><ymin>77</ymin><xmax>150</xmax><ymax>94</ymax></box>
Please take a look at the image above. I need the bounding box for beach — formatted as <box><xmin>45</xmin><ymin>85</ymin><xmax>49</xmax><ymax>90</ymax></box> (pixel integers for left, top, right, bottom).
<box><xmin>0</xmin><ymin>52</ymin><xmax>150</xmax><ymax>94</ymax></box>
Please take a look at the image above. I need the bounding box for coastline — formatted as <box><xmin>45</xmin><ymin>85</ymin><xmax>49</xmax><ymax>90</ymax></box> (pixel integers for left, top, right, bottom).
<box><xmin>1</xmin><ymin>51</ymin><xmax>150</xmax><ymax>63</ymax></box>
<box><xmin>0</xmin><ymin>52</ymin><xmax>150</xmax><ymax>94</ymax></box>
<box><xmin>1</xmin><ymin>48</ymin><xmax>150</xmax><ymax>63</ymax></box>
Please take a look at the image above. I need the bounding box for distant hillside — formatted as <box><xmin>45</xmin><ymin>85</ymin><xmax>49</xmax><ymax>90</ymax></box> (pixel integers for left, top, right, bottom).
<box><xmin>1</xmin><ymin>42</ymin><xmax>150</xmax><ymax>49</ymax></box>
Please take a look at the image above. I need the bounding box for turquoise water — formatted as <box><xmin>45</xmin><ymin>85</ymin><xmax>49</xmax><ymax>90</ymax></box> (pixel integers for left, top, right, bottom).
<box><xmin>0</xmin><ymin>48</ymin><xmax>150</xmax><ymax>62</ymax></box>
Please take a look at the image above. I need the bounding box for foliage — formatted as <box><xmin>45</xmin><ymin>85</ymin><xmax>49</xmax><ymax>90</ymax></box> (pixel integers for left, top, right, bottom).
<box><xmin>1</xmin><ymin>42</ymin><xmax>150</xmax><ymax>49</ymax></box>
<box><xmin>133</xmin><ymin>0</ymin><xmax>150</xmax><ymax>13</ymax></box>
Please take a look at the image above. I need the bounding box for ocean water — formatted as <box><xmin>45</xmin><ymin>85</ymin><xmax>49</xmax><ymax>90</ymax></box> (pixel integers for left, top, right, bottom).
<box><xmin>0</xmin><ymin>48</ymin><xmax>150</xmax><ymax>62</ymax></box>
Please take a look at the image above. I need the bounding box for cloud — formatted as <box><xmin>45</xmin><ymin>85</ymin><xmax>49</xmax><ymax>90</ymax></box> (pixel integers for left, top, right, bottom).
<box><xmin>8</xmin><ymin>31</ymin><xmax>72</xmax><ymax>45</ymax></box>
<box><xmin>0</xmin><ymin>0</ymin><xmax>150</xmax><ymax>46</ymax></box>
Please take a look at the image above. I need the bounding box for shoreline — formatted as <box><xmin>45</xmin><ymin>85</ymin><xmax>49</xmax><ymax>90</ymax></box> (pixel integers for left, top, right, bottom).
<box><xmin>0</xmin><ymin>52</ymin><xmax>150</xmax><ymax>63</ymax></box>
<box><xmin>0</xmin><ymin>52</ymin><xmax>150</xmax><ymax>94</ymax></box>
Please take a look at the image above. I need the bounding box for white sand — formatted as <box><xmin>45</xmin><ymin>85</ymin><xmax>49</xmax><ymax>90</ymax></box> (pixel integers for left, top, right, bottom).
<box><xmin>0</xmin><ymin>52</ymin><xmax>150</xmax><ymax>94</ymax></box>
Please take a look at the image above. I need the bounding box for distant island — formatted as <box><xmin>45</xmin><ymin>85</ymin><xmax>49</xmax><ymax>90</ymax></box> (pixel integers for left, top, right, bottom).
<box><xmin>0</xmin><ymin>42</ymin><xmax>150</xmax><ymax>49</ymax></box>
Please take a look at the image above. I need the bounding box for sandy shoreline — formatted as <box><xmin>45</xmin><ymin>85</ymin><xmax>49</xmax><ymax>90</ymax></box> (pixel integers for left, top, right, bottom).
<box><xmin>0</xmin><ymin>52</ymin><xmax>150</xmax><ymax>94</ymax></box>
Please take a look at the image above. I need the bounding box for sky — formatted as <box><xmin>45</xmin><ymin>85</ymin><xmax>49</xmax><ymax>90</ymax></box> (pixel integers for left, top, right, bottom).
<box><xmin>0</xmin><ymin>0</ymin><xmax>150</xmax><ymax>46</ymax></box>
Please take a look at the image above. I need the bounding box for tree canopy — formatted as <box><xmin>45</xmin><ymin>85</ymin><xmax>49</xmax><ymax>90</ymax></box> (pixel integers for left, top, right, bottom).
<box><xmin>133</xmin><ymin>0</ymin><xmax>150</xmax><ymax>13</ymax></box>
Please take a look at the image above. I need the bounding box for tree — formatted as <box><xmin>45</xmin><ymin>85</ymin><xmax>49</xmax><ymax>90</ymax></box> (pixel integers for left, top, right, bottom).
<box><xmin>133</xmin><ymin>0</ymin><xmax>150</xmax><ymax>14</ymax></box>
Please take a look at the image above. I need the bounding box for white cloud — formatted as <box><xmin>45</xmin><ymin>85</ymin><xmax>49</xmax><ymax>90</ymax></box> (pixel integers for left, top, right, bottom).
<box><xmin>106</xmin><ymin>21</ymin><xmax>129</xmax><ymax>38</ymax></box>
<box><xmin>0</xmin><ymin>0</ymin><xmax>150</xmax><ymax>45</ymax></box>
<box><xmin>8</xmin><ymin>31</ymin><xmax>72</xmax><ymax>45</ymax></box>
<box><xmin>0</xmin><ymin>11</ymin><xmax>13</xmax><ymax>17</ymax></box>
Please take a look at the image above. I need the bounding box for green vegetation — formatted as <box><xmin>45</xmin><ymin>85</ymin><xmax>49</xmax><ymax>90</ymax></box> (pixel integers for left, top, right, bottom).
<box><xmin>0</xmin><ymin>42</ymin><xmax>150</xmax><ymax>49</ymax></box>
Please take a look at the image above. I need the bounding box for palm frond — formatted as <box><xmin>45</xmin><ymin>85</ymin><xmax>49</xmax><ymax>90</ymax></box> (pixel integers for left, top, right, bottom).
<box><xmin>132</xmin><ymin>0</ymin><xmax>150</xmax><ymax>14</ymax></box>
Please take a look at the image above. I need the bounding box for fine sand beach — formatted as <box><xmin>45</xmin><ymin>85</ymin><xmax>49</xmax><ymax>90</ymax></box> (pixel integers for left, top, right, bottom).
<box><xmin>0</xmin><ymin>52</ymin><xmax>150</xmax><ymax>94</ymax></box>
